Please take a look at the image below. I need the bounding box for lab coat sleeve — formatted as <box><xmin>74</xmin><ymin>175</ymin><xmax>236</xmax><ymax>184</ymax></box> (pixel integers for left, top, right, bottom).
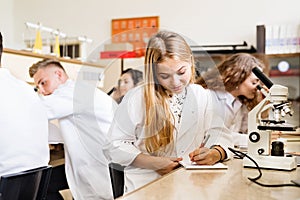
<box><xmin>93</xmin><ymin>89</ymin><xmax>117</xmax><ymax>134</ymax></box>
<box><xmin>103</xmin><ymin>87</ymin><xmax>144</xmax><ymax>166</ymax></box>
<box><xmin>48</xmin><ymin>120</ymin><xmax>63</xmax><ymax>143</ymax></box>
<box><xmin>40</xmin><ymin>92</ymin><xmax>74</xmax><ymax>120</ymax></box>
<box><xmin>232</xmin><ymin>132</ymin><xmax>248</xmax><ymax>147</ymax></box>
<box><xmin>202</xmin><ymin>89</ymin><xmax>234</xmax><ymax>159</ymax></box>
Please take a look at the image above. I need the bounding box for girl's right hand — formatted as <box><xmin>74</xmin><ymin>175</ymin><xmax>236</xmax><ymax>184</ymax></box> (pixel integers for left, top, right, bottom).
<box><xmin>132</xmin><ymin>153</ymin><xmax>182</xmax><ymax>175</ymax></box>
<box><xmin>155</xmin><ymin>157</ymin><xmax>182</xmax><ymax>175</ymax></box>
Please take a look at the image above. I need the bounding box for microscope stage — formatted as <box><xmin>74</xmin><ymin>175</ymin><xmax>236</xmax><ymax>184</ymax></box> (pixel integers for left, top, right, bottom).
<box><xmin>258</xmin><ymin>123</ymin><xmax>298</xmax><ymax>131</ymax></box>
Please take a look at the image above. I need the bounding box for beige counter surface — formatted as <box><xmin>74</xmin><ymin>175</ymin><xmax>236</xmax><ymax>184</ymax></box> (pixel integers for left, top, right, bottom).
<box><xmin>118</xmin><ymin>159</ymin><xmax>300</xmax><ymax>200</ymax></box>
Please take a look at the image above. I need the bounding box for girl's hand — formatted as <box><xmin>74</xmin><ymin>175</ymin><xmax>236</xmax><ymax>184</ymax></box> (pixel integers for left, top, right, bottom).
<box><xmin>189</xmin><ymin>146</ymin><xmax>224</xmax><ymax>165</ymax></box>
<box><xmin>132</xmin><ymin>153</ymin><xmax>182</xmax><ymax>176</ymax></box>
<box><xmin>155</xmin><ymin>157</ymin><xmax>182</xmax><ymax>175</ymax></box>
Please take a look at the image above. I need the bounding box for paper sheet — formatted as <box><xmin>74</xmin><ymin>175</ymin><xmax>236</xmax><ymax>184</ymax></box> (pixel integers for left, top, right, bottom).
<box><xmin>179</xmin><ymin>161</ymin><xmax>228</xmax><ymax>170</ymax></box>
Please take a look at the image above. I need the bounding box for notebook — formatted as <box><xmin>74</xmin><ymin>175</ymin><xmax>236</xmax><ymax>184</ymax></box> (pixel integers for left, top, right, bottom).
<box><xmin>179</xmin><ymin>161</ymin><xmax>228</xmax><ymax>170</ymax></box>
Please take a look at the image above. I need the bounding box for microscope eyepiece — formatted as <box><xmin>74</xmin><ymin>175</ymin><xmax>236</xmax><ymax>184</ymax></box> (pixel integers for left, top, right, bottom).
<box><xmin>256</xmin><ymin>84</ymin><xmax>268</xmax><ymax>97</ymax></box>
<box><xmin>252</xmin><ymin>67</ymin><xmax>273</xmax><ymax>89</ymax></box>
<box><xmin>256</xmin><ymin>85</ymin><xmax>262</xmax><ymax>90</ymax></box>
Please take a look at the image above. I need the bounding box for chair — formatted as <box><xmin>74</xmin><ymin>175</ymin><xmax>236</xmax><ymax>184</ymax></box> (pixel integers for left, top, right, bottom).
<box><xmin>0</xmin><ymin>166</ymin><xmax>52</xmax><ymax>200</ymax></box>
<box><xmin>108</xmin><ymin>163</ymin><xmax>125</xmax><ymax>199</ymax></box>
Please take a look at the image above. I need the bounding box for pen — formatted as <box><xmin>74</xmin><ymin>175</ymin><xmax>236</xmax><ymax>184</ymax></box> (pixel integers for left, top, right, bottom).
<box><xmin>200</xmin><ymin>135</ymin><xmax>210</xmax><ymax>148</ymax></box>
<box><xmin>190</xmin><ymin>135</ymin><xmax>211</xmax><ymax>163</ymax></box>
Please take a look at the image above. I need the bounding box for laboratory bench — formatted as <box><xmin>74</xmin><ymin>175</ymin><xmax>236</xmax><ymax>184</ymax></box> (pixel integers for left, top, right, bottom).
<box><xmin>117</xmin><ymin>159</ymin><xmax>300</xmax><ymax>200</ymax></box>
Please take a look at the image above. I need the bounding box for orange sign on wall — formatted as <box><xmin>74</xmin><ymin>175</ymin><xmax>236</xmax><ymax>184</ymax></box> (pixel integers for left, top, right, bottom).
<box><xmin>111</xmin><ymin>16</ymin><xmax>159</xmax><ymax>57</ymax></box>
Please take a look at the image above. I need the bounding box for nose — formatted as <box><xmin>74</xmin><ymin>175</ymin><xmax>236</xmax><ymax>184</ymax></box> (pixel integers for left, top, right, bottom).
<box><xmin>171</xmin><ymin>74</ymin><xmax>180</xmax><ymax>85</ymax></box>
<box><xmin>37</xmin><ymin>86</ymin><xmax>46</xmax><ymax>95</ymax></box>
<box><xmin>119</xmin><ymin>82</ymin><xmax>125</xmax><ymax>87</ymax></box>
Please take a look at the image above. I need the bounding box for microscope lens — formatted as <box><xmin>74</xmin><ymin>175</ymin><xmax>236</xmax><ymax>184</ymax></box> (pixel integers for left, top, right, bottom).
<box><xmin>271</xmin><ymin>141</ymin><xmax>284</xmax><ymax>156</ymax></box>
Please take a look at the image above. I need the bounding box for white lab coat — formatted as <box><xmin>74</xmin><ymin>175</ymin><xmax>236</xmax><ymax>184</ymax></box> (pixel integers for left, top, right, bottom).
<box><xmin>0</xmin><ymin>68</ymin><xmax>49</xmax><ymax>177</ymax></box>
<box><xmin>103</xmin><ymin>84</ymin><xmax>233</xmax><ymax>193</ymax></box>
<box><xmin>208</xmin><ymin>90</ymin><xmax>248</xmax><ymax>146</ymax></box>
<box><xmin>48</xmin><ymin>120</ymin><xmax>64</xmax><ymax>144</ymax></box>
<box><xmin>40</xmin><ymin>79</ymin><xmax>116</xmax><ymax>200</ymax></box>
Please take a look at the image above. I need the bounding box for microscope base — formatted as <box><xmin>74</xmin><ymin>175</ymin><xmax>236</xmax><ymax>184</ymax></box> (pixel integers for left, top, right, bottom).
<box><xmin>243</xmin><ymin>155</ymin><xmax>297</xmax><ymax>171</ymax></box>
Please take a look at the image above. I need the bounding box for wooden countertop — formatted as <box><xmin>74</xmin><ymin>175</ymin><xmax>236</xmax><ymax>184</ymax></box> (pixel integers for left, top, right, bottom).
<box><xmin>118</xmin><ymin>159</ymin><xmax>300</xmax><ymax>200</ymax></box>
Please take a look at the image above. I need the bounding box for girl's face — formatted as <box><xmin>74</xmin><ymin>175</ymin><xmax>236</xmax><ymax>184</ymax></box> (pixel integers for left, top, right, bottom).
<box><xmin>156</xmin><ymin>58</ymin><xmax>192</xmax><ymax>94</ymax></box>
<box><xmin>236</xmin><ymin>73</ymin><xmax>260</xmax><ymax>99</ymax></box>
<box><xmin>119</xmin><ymin>73</ymin><xmax>135</xmax><ymax>96</ymax></box>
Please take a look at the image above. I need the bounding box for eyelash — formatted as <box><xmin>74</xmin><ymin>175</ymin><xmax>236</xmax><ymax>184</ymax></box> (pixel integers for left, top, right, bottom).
<box><xmin>160</xmin><ymin>70</ymin><xmax>186</xmax><ymax>79</ymax></box>
<box><xmin>179</xmin><ymin>70</ymin><xmax>186</xmax><ymax>75</ymax></box>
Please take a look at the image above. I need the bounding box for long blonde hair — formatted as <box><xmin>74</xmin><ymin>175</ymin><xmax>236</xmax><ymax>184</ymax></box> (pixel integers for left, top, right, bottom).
<box><xmin>144</xmin><ymin>31</ymin><xmax>195</xmax><ymax>154</ymax></box>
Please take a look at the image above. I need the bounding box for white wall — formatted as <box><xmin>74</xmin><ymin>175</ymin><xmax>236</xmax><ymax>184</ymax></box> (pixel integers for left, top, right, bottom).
<box><xmin>1</xmin><ymin>0</ymin><xmax>299</xmax><ymax>95</ymax></box>
<box><xmin>1</xmin><ymin>0</ymin><xmax>300</xmax><ymax>58</ymax></box>
<box><xmin>0</xmin><ymin>0</ymin><xmax>14</xmax><ymax>48</ymax></box>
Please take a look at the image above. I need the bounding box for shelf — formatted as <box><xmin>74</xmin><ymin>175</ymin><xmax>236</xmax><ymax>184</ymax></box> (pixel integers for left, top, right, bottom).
<box><xmin>266</xmin><ymin>53</ymin><xmax>300</xmax><ymax>58</ymax></box>
<box><xmin>3</xmin><ymin>48</ymin><xmax>105</xmax><ymax>68</ymax></box>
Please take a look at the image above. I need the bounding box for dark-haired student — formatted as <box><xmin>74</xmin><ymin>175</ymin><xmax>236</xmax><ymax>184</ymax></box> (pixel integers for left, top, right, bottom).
<box><xmin>110</xmin><ymin>68</ymin><xmax>143</xmax><ymax>104</ymax></box>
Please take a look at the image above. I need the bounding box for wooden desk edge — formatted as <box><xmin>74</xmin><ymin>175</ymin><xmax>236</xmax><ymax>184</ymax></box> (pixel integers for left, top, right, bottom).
<box><xmin>116</xmin><ymin>166</ymin><xmax>183</xmax><ymax>199</ymax></box>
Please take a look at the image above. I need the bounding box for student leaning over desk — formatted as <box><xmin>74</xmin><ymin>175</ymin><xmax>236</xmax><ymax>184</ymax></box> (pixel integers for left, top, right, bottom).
<box><xmin>103</xmin><ymin>30</ymin><xmax>233</xmax><ymax>193</ymax></box>
<box><xmin>29</xmin><ymin>59</ymin><xmax>116</xmax><ymax>200</ymax></box>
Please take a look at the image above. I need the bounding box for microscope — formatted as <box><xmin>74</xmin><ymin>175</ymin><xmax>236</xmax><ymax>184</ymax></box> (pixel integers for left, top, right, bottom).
<box><xmin>243</xmin><ymin>67</ymin><xmax>298</xmax><ymax>170</ymax></box>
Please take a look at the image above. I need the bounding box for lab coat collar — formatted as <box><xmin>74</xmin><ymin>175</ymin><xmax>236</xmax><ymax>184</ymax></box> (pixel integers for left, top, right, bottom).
<box><xmin>61</xmin><ymin>79</ymin><xmax>73</xmax><ymax>88</ymax></box>
<box><xmin>215</xmin><ymin>90</ymin><xmax>242</xmax><ymax>110</ymax></box>
<box><xmin>215</xmin><ymin>90</ymin><xmax>230</xmax><ymax>101</ymax></box>
<box><xmin>53</xmin><ymin>79</ymin><xmax>74</xmax><ymax>93</ymax></box>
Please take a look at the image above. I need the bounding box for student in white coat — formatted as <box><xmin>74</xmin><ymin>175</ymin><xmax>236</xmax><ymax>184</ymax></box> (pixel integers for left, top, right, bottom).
<box><xmin>103</xmin><ymin>31</ymin><xmax>233</xmax><ymax>193</ymax></box>
<box><xmin>195</xmin><ymin>53</ymin><xmax>280</xmax><ymax>147</ymax></box>
<box><xmin>110</xmin><ymin>68</ymin><xmax>143</xmax><ymax>104</ymax></box>
<box><xmin>29</xmin><ymin>59</ymin><xmax>116</xmax><ymax>200</ymax></box>
<box><xmin>0</xmin><ymin>32</ymin><xmax>49</xmax><ymax>177</ymax></box>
